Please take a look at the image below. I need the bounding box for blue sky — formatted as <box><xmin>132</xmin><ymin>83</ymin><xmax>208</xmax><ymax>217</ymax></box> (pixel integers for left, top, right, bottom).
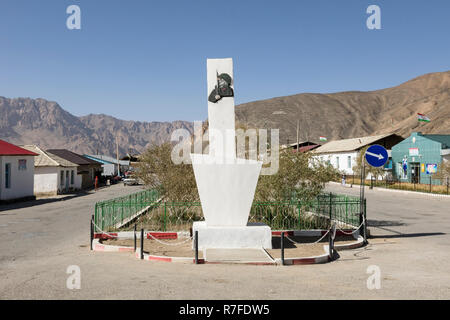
<box><xmin>1</xmin><ymin>0</ymin><xmax>449</xmax><ymax>122</ymax></box>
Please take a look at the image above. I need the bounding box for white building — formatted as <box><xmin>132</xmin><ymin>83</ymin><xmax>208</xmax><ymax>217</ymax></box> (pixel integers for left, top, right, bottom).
<box><xmin>0</xmin><ymin>140</ymin><xmax>38</xmax><ymax>202</ymax></box>
<box><xmin>21</xmin><ymin>145</ymin><xmax>82</xmax><ymax>196</ymax></box>
<box><xmin>312</xmin><ymin>133</ymin><xmax>404</xmax><ymax>175</ymax></box>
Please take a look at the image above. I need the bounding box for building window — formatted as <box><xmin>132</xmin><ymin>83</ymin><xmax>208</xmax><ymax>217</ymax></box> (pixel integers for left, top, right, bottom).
<box><xmin>5</xmin><ymin>163</ymin><xmax>11</xmax><ymax>189</ymax></box>
<box><xmin>60</xmin><ymin>171</ymin><xmax>64</xmax><ymax>186</ymax></box>
<box><xmin>71</xmin><ymin>170</ymin><xmax>74</xmax><ymax>185</ymax></box>
<box><xmin>18</xmin><ymin>159</ymin><xmax>27</xmax><ymax>171</ymax></box>
<box><xmin>347</xmin><ymin>156</ymin><xmax>352</xmax><ymax>169</ymax></box>
<box><xmin>336</xmin><ymin>156</ymin><xmax>340</xmax><ymax>169</ymax></box>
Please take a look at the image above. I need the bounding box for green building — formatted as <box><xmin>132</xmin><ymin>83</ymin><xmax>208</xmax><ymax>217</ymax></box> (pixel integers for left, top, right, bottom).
<box><xmin>391</xmin><ymin>132</ymin><xmax>450</xmax><ymax>185</ymax></box>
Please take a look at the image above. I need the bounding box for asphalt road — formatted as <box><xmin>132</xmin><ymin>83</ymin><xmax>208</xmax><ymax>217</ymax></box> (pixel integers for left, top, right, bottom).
<box><xmin>0</xmin><ymin>183</ymin><xmax>449</xmax><ymax>299</ymax></box>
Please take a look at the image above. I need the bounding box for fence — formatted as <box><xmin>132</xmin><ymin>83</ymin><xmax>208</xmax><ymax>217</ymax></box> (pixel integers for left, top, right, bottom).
<box><xmin>344</xmin><ymin>175</ymin><xmax>450</xmax><ymax>195</ymax></box>
<box><xmin>94</xmin><ymin>190</ymin><xmax>362</xmax><ymax>232</ymax></box>
<box><xmin>94</xmin><ymin>188</ymin><xmax>160</xmax><ymax>231</ymax></box>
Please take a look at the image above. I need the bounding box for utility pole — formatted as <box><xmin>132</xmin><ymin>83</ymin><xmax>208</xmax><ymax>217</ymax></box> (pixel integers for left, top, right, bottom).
<box><xmin>296</xmin><ymin>119</ymin><xmax>299</xmax><ymax>152</ymax></box>
<box><xmin>116</xmin><ymin>136</ymin><xmax>120</xmax><ymax>177</ymax></box>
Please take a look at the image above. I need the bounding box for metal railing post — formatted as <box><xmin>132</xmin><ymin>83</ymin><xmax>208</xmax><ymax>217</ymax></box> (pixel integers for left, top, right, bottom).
<box><xmin>194</xmin><ymin>231</ymin><xmax>199</xmax><ymax>265</ymax></box>
<box><xmin>134</xmin><ymin>224</ymin><xmax>137</xmax><ymax>252</ymax></box>
<box><xmin>140</xmin><ymin>228</ymin><xmax>144</xmax><ymax>260</ymax></box>
<box><xmin>164</xmin><ymin>202</ymin><xmax>167</xmax><ymax>232</ymax></box>
<box><xmin>90</xmin><ymin>215</ymin><xmax>94</xmax><ymax>251</ymax></box>
<box><xmin>363</xmin><ymin>199</ymin><xmax>367</xmax><ymax>244</ymax></box>
<box><xmin>329</xmin><ymin>223</ymin><xmax>336</xmax><ymax>261</ymax></box>
<box><xmin>328</xmin><ymin>192</ymin><xmax>332</xmax><ymax>225</ymax></box>
<box><xmin>281</xmin><ymin>232</ymin><xmax>285</xmax><ymax>266</ymax></box>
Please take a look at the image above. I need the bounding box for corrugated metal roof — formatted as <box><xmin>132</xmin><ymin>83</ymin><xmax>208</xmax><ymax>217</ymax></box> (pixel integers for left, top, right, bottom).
<box><xmin>313</xmin><ymin>133</ymin><xmax>395</xmax><ymax>154</ymax></box>
<box><xmin>84</xmin><ymin>155</ymin><xmax>115</xmax><ymax>165</ymax></box>
<box><xmin>0</xmin><ymin>139</ymin><xmax>38</xmax><ymax>156</ymax></box>
<box><xmin>47</xmin><ymin>149</ymin><xmax>102</xmax><ymax>166</ymax></box>
<box><xmin>85</xmin><ymin>154</ymin><xmax>130</xmax><ymax>166</ymax></box>
<box><xmin>21</xmin><ymin>145</ymin><xmax>78</xmax><ymax>167</ymax></box>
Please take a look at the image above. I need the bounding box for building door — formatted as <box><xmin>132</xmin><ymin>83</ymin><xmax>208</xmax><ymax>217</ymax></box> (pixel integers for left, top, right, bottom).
<box><xmin>410</xmin><ymin>163</ymin><xmax>420</xmax><ymax>184</ymax></box>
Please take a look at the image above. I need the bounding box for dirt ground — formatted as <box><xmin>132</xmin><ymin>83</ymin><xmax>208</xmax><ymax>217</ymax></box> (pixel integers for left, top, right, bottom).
<box><xmin>104</xmin><ymin>238</ymin><xmax>204</xmax><ymax>258</ymax></box>
<box><xmin>104</xmin><ymin>235</ymin><xmax>360</xmax><ymax>260</ymax></box>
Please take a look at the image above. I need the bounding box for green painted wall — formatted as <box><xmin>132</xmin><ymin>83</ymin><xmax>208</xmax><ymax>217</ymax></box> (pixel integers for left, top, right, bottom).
<box><xmin>391</xmin><ymin>132</ymin><xmax>442</xmax><ymax>185</ymax></box>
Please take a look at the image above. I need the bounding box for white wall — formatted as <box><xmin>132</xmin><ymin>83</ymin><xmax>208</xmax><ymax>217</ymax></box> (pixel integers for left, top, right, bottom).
<box><xmin>101</xmin><ymin>163</ymin><xmax>116</xmax><ymax>176</ymax></box>
<box><xmin>34</xmin><ymin>166</ymin><xmax>82</xmax><ymax>196</ymax></box>
<box><xmin>0</xmin><ymin>155</ymin><xmax>35</xmax><ymax>201</ymax></box>
<box><xmin>34</xmin><ymin>166</ymin><xmax>58</xmax><ymax>195</ymax></box>
<box><xmin>56</xmin><ymin>167</ymin><xmax>82</xmax><ymax>193</ymax></box>
<box><xmin>313</xmin><ymin>152</ymin><xmax>358</xmax><ymax>174</ymax></box>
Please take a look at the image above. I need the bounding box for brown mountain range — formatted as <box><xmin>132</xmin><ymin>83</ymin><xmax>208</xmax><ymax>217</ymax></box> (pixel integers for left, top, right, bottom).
<box><xmin>1</xmin><ymin>71</ymin><xmax>449</xmax><ymax>157</ymax></box>
<box><xmin>236</xmin><ymin>70</ymin><xmax>450</xmax><ymax>145</ymax></box>
<box><xmin>0</xmin><ymin>97</ymin><xmax>193</xmax><ymax>157</ymax></box>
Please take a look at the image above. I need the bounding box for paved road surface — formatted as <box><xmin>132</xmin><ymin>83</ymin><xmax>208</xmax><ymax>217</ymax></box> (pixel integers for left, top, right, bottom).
<box><xmin>0</xmin><ymin>183</ymin><xmax>449</xmax><ymax>299</ymax></box>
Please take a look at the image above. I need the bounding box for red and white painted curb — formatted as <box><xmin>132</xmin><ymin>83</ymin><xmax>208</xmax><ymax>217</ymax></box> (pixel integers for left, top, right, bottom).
<box><xmin>92</xmin><ymin>238</ymin><xmax>134</xmax><ymax>252</ymax></box>
<box><xmin>334</xmin><ymin>235</ymin><xmax>364</xmax><ymax>250</ymax></box>
<box><xmin>92</xmin><ymin>231</ymin><xmax>365</xmax><ymax>265</ymax></box>
<box><xmin>272</xmin><ymin>229</ymin><xmax>359</xmax><ymax>238</ymax></box>
<box><xmin>134</xmin><ymin>248</ymin><xmax>205</xmax><ymax>264</ymax></box>
<box><xmin>93</xmin><ymin>231</ymin><xmax>189</xmax><ymax>240</ymax></box>
<box><xmin>275</xmin><ymin>245</ymin><xmax>331</xmax><ymax>265</ymax></box>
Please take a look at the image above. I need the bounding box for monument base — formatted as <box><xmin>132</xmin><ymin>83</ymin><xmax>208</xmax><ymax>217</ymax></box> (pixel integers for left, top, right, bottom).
<box><xmin>192</xmin><ymin>221</ymin><xmax>272</xmax><ymax>250</ymax></box>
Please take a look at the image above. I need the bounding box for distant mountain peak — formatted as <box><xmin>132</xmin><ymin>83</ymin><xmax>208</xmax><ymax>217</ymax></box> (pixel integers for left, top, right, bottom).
<box><xmin>1</xmin><ymin>70</ymin><xmax>448</xmax><ymax>155</ymax></box>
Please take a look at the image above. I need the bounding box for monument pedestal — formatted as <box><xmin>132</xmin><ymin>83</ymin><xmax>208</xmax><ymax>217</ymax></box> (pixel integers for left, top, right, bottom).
<box><xmin>193</xmin><ymin>221</ymin><xmax>272</xmax><ymax>250</ymax></box>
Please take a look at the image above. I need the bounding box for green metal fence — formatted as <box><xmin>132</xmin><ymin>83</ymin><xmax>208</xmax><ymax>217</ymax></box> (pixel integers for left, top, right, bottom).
<box><xmin>94</xmin><ymin>190</ymin><xmax>362</xmax><ymax>232</ymax></box>
<box><xmin>94</xmin><ymin>189</ymin><xmax>160</xmax><ymax>231</ymax></box>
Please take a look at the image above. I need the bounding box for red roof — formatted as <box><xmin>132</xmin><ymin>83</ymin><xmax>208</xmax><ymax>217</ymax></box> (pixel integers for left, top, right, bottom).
<box><xmin>0</xmin><ymin>140</ymin><xmax>38</xmax><ymax>156</ymax></box>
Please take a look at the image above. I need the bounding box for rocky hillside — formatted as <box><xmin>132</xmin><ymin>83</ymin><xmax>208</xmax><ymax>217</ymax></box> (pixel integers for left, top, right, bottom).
<box><xmin>235</xmin><ymin>71</ymin><xmax>450</xmax><ymax>144</ymax></box>
<box><xmin>0</xmin><ymin>97</ymin><xmax>193</xmax><ymax>156</ymax></box>
<box><xmin>1</xmin><ymin>70</ymin><xmax>448</xmax><ymax>156</ymax></box>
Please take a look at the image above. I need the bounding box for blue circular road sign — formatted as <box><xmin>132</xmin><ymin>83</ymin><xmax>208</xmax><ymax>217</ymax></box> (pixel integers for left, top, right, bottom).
<box><xmin>365</xmin><ymin>145</ymin><xmax>388</xmax><ymax>168</ymax></box>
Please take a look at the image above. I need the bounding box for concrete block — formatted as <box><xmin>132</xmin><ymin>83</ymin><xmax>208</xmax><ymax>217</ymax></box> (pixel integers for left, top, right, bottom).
<box><xmin>193</xmin><ymin>221</ymin><xmax>272</xmax><ymax>249</ymax></box>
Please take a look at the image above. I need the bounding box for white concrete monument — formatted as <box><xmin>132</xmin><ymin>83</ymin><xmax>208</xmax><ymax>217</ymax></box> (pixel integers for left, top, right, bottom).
<box><xmin>191</xmin><ymin>58</ymin><xmax>272</xmax><ymax>250</ymax></box>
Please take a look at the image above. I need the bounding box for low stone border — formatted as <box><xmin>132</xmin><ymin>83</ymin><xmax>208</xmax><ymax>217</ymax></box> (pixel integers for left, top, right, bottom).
<box><xmin>274</xmin><ymin>245</ymin><xmax>331</xmax><ymax>265</ymax></box>
<box><xmin>134</xmin><ymin>248</ymin><xmax>205</xmax><ymax>264</ymax></box>
<box><xmin>272</xmin><ymin>229</ymin><xmax>359</xmax><ymax>239</ymax></box>
<box><xmin>329</xmin><ymin>181</ymin><xmax>450</xmax><ymax>198</ymax></box>
<box><xmin>92</xmin><ymin>231</ymin><xmax>365</xmax><ymax>265</ymax></box>
<box><xmin>374</xmin><ymin>186</ymin><xmax>450</xmax><ymax>198</ymax></box>
<box><xmin>93</xmin><ymin>231</ymin><xmax>189</xmax><ymax>240</ymax></box>
<box><xmin>334</xmin><ymin>235</ymin><xmax>365</xmax><ymax>250</ymax></box>
<box><xmin>92</xmin><ymin>238</ymin><xmax>134</xmax><ymax>252</ymax></box>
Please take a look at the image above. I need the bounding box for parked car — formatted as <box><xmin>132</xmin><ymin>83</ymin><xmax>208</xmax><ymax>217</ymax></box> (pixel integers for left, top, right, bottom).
<box><xmin>123</xmin><ymin>177</ymin><xmax>138</xmax><ymax>186</ymax></box>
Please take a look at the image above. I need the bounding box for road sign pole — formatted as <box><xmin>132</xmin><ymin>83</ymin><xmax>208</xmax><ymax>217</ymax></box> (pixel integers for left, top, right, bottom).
<box><xmin>360</xmin><ymin>154</ymin><xmax>367</xmax><ymax>244</ymax></box>
<box><xmin>360</xmin><ymin>144</ymin><xmax>388</xmax><ymax>245</ymax></box>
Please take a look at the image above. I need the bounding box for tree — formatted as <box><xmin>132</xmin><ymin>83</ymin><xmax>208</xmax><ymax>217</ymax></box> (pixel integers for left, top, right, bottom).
<box><xmin>135</xmin><ymin>142</ymin><xmax>199</xmax><ymax>202</ymax></box>
<box><xmin>435</xmin><ymin>161</ymin><xmax>450</xmax><ymax>180</ymax></box>
<box><xmin>136</xmin><ymin>139</ymin><xmax>340</xmax><ymax>204</ymax></box>
<box><xmin>352</xmin><ymin>146</ymin><xmax>385</xmax><ymax>180</ymax></box>
<box><xmin>254</xmin><ymin>148</ymin><xmax>340</xmax><ymax>202</ymax></box>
